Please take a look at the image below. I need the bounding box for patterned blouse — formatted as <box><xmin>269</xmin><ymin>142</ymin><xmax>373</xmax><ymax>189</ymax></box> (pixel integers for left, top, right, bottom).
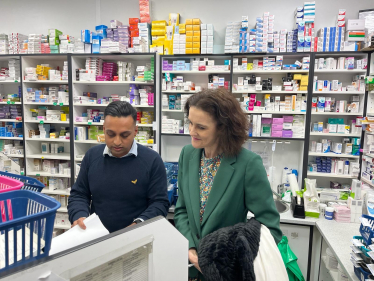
<box><xmin>189</xmin><ymin>151</ymin><xmax>222</xmax><ymax>281</ymax></box>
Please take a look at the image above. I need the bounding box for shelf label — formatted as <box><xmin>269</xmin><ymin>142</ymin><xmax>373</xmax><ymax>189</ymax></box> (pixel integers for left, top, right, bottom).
<box><xmin>36</xmin><ymin>174</ymin><xmax>40</xmax><ymax>176</ymax></box>
<box><xmin>41</xmin><ymin>157</ymin><xmax>44</xmax><ymax>159</ymax></box>
<box><xmin>11</xmin><ymin>101</ymin><xmax>15</xmax><ymax>104</ymax></box>
<box><xmin>53</xmin><ymin>102</ymin><xmax>57</xmax><ymax>106</ymax></box>
<box><xmin>40</xmin><ymin>120</ymin><xmax>44</xmax><ymax>124</ymax></box>
<box><xmin>59</xmin><ymin>103</ymin><xmax>63</xmax><ymax>106</ymax></box>
<box><xmin>14</xmin><ymin>80</ymin><xmax>18</xmax><ymax>83</ymax></box>
<box><xmin>88</xmin><ymin>121</ymin><xmax>92</xmax><ymax>125</ymax></box>
<box><xmin>6</xmin><ymin>101</ymin><xmax>10</xmax><ymax>104</ymax></box>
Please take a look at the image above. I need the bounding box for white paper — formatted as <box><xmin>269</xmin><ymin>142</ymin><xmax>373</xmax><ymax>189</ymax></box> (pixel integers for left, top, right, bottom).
<box><xmin>49</xmin><ymin>213</ymin><xmax>109</xmax><ymax>255</ymax></box>
<box><xmin>39</xmin><ymin>271</ymin><xmax>68</xmax><ymax>281</ymax></box>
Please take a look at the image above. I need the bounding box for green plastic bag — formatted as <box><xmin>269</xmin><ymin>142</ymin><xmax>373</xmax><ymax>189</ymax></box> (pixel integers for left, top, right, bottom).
<box><xmin>278</xmin><ymin>236</ymin><xmax>305</xmax><ymax>281</ymax></box>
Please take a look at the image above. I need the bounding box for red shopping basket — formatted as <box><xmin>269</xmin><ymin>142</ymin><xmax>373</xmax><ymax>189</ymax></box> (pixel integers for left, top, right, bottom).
<box><xmin>0</xmin><ymin>175</ymin><xmax>23</xmax><ymax>193</ymax></box>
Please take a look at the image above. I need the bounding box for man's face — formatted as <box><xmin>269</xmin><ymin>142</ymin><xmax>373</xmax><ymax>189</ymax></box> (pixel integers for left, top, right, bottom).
<box><xmin>103</xmin><ymin>115</ymin><xmax>138</xmax><ymax>158</ymax></box>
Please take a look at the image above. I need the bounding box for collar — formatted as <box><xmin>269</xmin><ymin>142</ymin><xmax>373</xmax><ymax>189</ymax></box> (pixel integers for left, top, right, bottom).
<box><xmin>103</xmin><ymin>140</ymin><xmax>138</xmax><ymax>158</ymax></box>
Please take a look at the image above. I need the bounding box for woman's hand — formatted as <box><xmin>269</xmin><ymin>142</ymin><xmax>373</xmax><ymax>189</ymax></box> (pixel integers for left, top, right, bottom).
<box><xmin>189</xmin><ymin>248</ymin><xmax>202</xmax><ymax>273</ymax></box>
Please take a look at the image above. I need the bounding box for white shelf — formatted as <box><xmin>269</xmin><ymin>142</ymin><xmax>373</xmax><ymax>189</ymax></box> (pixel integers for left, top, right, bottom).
<box><xmin>0</xmin><ymin>102</ymin><xmax>21</xmax><ymax>104</ymax></box>
<box><xmin>24</xmin><ymin>102</ymin><xmax>69</xmax><ymax>106</ymax></box>
<box><xmin>42</xmin><ymin>189</ymin><xmax>70</xmax><ymax>195</ymax></box>
<box><xmin>314</xmin><ymin>69</ymin><xmax>366</xmax><ymax>73</ymax></box>
<box><xmin>73</xmin><ymin>103</ymin><xmax>153</xmax><ymax>108</ymax></box>
<box><xmin>25</xmin><ymin>138</ymin><xmax>70</xmax><ymax>142</ymax></box>
<box><xmin>141</xmin><ymin>143</ymin><xmax>154</xmax><ymax>147</ymax></box>
<box><xmin>162</xmin><ymin>90</ymin><xmax>198</xmax><ymax>94</ymax></box>
<box><xmin>362</xmin><ymin>178</ymin><xmax>374</xmax><ymax>188</ymax></box>
<box><xmin>162</xmin><ymin>70</ymin><xmax>230</xmax><ymax>74</ymax></box>
<box><xmin>137</xmin><ymin>124</ymin><xmax>153</xmax><ymax>127</ymax></box>
<box><xmin>162</xmin><ymin>109</ymin><xmax>183</xmax><ymax>112</ymax></box>
<box><xmin>309</xmin><ymin>132</ymin><xmax>361</xmax><ymax>137</ymax></box>
<box><xmin>245</xmin><ymin>111</ymin><xmax>306</xmax><ymax>115</ymax></box>
<box><xmin>0</xmin><ymin>119</ymin><xmax>21</xmax><ymax>122</ymax></box>
<box><xmin>313</xmin><ymin>91</ymin><xmax>365</xmax><ymax>95</ymax></box>
<box><xmin>24</xmin><ymin>80</ymin><xmax>69</xmax><ymax>84</ymax></box>
<box><xmin>54</xmin><ymin>224</ymin><xmax>70</xmax><ymax>230</ymax></box>
<box><xmin>27</xmin><ymin>172</ymin><xmax>71</xmax><ymax>178</ymax></box>
<box><xmin>366</xmin><ymin>113</ymin><xmax>374</xmax><ymax>117</ymax></box>
<box><xmin>0</xmin><ymin>80</ymin><xmax>20</xmax><ymax>84</ymax></box>
<box><xmin>307</xmin><ymin>172</ymin><xmax>357</xmax><ymax>179</ymax></box>
<box><xmin>312</xmin><ymin>112</ymin><xmax>363</xmax><ymax>116</ymax></box>
<box><xmin>233</xmin><ymin>70</ymin><xmax>309</xmax><ymax>74</ymax></box>
<box><xmin>6</xmin><ymin>154</ymin><xmax>24</xmax><ymax>158</ymax></box>
<box><xmin>364</xmin><ymin>153</ymin><xmax>374</xmax><ymax>158</ymax></box>
<box><xmin>321</xmin><ymin>256</ymin><xmax>338</xmax><ymax>281</ymax></box>
<box><xmin>308</xmin><ymin>152</ymin><xmax>360</xmax><ymax>159</ymax></box>
<box><xmin>57</xmin><ymin>207</ymin><xmax>68</xmax><ymax>213</ymax></box>
<box><xmin>232</xmin><ymin>90</ymin><xmax>308</xmax><ymax>94</ymax></box>
<box><xmin>75</xmin><ymin>158</ymin><xmax>83</xmax><ymax>161</ymax></box>
<box><xmin>75</xmin><ymin>140</ymin><xmax>103</xmax><ymax>144</ymax></box>
<box><xmin>25</xmin><ymin>120</ymin><xmax>69</xmax><ymax>124</ymax></box>
<box><xmin>26</xmin><ymin>153</ymin><xmax>71</xmax><ymax>160</ymax></box>
<box><xmin>74</xmin><ymin>122</ymin><xmax>104</xmax><ymax>126</ymax></box>
<box><xmin>0</xmin><ymin>137</ymin><xmax>23</xmax><ymax>140</ymax></box>
<box><xmin>73</xmin><ymin>81</ymin><xmax>154</xmax><ymax>85</ymax></box>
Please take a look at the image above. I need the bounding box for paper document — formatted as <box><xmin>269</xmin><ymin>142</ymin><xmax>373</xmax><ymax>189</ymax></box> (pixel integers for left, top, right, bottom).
<box><xmin>49</xmin><ymin>213</ymin><xmax>109</xmax><ymax>256</ymax></box>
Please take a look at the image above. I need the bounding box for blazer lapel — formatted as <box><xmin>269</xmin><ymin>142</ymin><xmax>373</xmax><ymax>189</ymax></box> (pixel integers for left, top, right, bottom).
<box><xmin>188</xmin><ymin>148</ymin><xmax>203</xmax><ymax>236</ymax></box>
<box><xmin>201</xmin><ymin>154</ymin><xmax>236</xmax><ymax>227</ymax></box>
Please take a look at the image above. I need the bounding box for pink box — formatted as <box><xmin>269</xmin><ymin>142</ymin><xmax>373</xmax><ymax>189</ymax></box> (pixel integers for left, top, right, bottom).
<box><xmin>272</xmin><ymin>124</ymin><xmax>283</xmax><ymax>131</ymax></box>
<box><xmin>283</xmin><ymin>116</ymin><xmax>293</xmax><ymax>123</ymax></box>
<box><xmin>271</xmin><ymin>130</ymin><xmax>283</xmax><ymax>137</ymax></box>
<box><xmin>256</xmin><ymin>101</ymin><xmax>262</xmax><ymax>106</ymax></box>
<box><xmin>262</xmin><ymin>118</ymin><xmax>272</xmax><ymax>124</ymax></box>
<box><xmin>272</xmin><ymin>118</ymin><xmax>284</xmax><ymax>124</ymax></box>
<box><xmin>247</xmin><ymin>105</ymin><xmax>254</xmax><ymax>111</ymax></box>
<box><xmin>282</xmin><ymin>130</ymin><xmax>293</xmax><ymax>138</ymax></box>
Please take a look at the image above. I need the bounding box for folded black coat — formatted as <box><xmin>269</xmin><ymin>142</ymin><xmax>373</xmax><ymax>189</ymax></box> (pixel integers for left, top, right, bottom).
<box><xmin>197</xmin><ymin>218</ymin><xmax>261</xmax><ymax>281</ymax></box>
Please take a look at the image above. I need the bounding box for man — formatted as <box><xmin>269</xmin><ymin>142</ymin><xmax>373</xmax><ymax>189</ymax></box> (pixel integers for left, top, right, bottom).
<box><xmin>68</xmin><ymin>101</ymin><xmax>170</xmax><ymax>232</ymax></box>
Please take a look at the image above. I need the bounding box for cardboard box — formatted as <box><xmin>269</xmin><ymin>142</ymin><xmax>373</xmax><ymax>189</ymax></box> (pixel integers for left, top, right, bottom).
<box><xmin>193</xmin><ymin>19</ymin><xmax>201</xmax><ymax>25</ymax></box>
<box><xmin>193</xmin><ymin>25</ymin><xmax>200</xmax><ymax>31</ymax></box>
<box><xmin>192</xmin><ymin>48</ymin><xmax>200</xmax><ymax>54</ymax></box>
<box><xmin>186</xmin><ymin>25</ymin><xmax>193</xmax><ymax>31</ymax></box>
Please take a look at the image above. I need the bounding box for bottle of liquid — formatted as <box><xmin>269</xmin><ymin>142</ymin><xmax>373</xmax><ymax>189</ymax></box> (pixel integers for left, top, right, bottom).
<box><xmin>292</xmin><ymin>169</ymin><xmax>298</xmax><ymax>181</ymax></box>
<box><xmin>344</xmin><ymin>160</ymin><xmax>349</xmax><ymax>175</ymax></box>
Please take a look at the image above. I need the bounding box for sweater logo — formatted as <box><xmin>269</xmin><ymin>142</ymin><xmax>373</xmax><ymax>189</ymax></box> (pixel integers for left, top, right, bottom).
<box><xmin>131</xmin><ymin>179</ymin><xmax>138</xmax><ymax>184</ymax></box>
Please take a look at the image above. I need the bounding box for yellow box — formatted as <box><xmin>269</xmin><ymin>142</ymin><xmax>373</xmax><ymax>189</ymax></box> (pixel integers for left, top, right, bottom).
<box><xmin>186</xmin><ymin>42</ymin><xmax>193</xmax><ymax>48</ymax></box>
<box><xmin>192</xmin><ymin>36</ymin><xmax>200</xmax><ymax>42</ymax></box>
<box><xmin>61</xmin><ymin>114</ymin><xmax>67</xmax><ymax>121</ymax></box>
<box><xmin>179</xmin><ymin>23</ymin><xmax>186</xmax><ymax>29</ymax></box>
<box><xmin>192</xmin><ymin>48</ymin><xmax>200</xmax><ymax>54</ymax></box>
<box><xmin>300</xmin><ymin>86</ymin><xmax>308</xmax><ymax>91</ymax></box>
<box><xmin>293</xmin><ymin>74</ymin><xmax>302</xmax><ymax>80</ymax></box>
<box><xmin>186</xmin><ymin>25</ymin><xmax>193</xmax><ymax>31</ymax></box>
<box><xmin>186</xmin><ymin>36</ymin><xmax>193</xmax><ymax>42</ymax></box>
<box><xmin>193</xmin><ymin>31</ymin><xmax>201</xmax><ymax>37</ymax></box>
<box><xmin>193</xmin><ymin>42</ymin><xmax>200</xmax><ymax>48</ymax></box>
<box><xmin>193</xmin><ymin>25</ymin><xmax>200</xmax><ymax>31</ymax></box>
<box><xmin>151</xmin><ymin>29</ymin><xmax>165</xmax><ymax>36</ymax></box>
<box><xmin>186</xmin><ymin>31</ymin><xmax>193</xmax><ymax>37</ymax></box>
<box><xmin>186</xmin><ymin>48</ymin><xmax>193</xmax><ymax>54</ymax></box>
<box><xmin>164</xmin><ymin>39</ymin><xmax>173</xmax><ymax>55</ymax></box>
<box><xmin>186</xmin><ymin>19</ymin><xmax>193</xmax><ymax>25</ymax></box>
<box><xmin>193</xmin><ymin>18</ymin><xmax>201</xmax><ymax>25</ymax></box>
<box><xmin>151</xmin><ymin>21</ymin><xmax>167</xmax><ymax>28</ymax></box>
<box><xmin>300</xmin><ymin>76</ymin><xmax>309</xmax><ymax>86</ymax></box>
<box><xmin>179</xmin><ymin>29</ymin><xmax>186</xmax><ymax>34</ymax></box>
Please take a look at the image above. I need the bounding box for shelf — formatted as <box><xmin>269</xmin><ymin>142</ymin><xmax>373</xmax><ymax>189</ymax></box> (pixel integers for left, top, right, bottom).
<box><xmin>162</xmin><ymin>90</ymin><xmax>198</xmax><ymax>94</ymax></box>
<box><xmin>309</xmin><ymin>132</ymin><xmax>361</xmax><ymax>137</ymax></box>
<box><xmin>248</xmin><ymin>136</ymin><xmax>305</xmax><ymax>141</ymax></box>
<box><xmin>57</xmin><ymin>207</ymin><xmax>68</xmax><ymax>213</ymax></box>
<box><xmin>307</xmin><ymin>172</ymin><xmax>357</xmax><ymax>178</ymax></box>
<box><xmin>54</xmin><ymin>224</ymin><xmax>70</xmax><ymax>230</ymax></box>
<box><xmin>0</xmin><ymin>102</ymin><xmax>21</xmax><ymax>104</ymax></box>
<box><xmin>0</xmin><ymin>119</ymin><xmax>22</xmax><ymax>122</ymax></box>
<box><xmin>314</xmin><ymin>69</ymin><xmax>366</xmax><ymax>73</ymax></box>
<box><xmin>366</xmin><ymin>113</ymin><xmax>374</xmax><ymax>117</ymax></box>
<box><xmin>42</xmin><ymin>189</ymin><xmax>70</xmax><ymax>195</ymax></box>
<box><xmin>312</xmin><ymin>112</ymin><xmax>363</xmax><ymax>116</ymax></box>
<box><xmin>74</xmin><ymin>122</ymin><xmax>104</xmax><ymax>126</ymax></box>
<box><xmin>75</xmin><ymin>158</ymin><xmax>83</xmax><ymax>161</ymax></box>
<box><xmin>0</xmin><ymin>137</ymin><xmax>23</xmax><ymax>140</ymax></box>
<box><xmin>24</xmin><ymin>102</ymin><xmax>69</xmax><ymax>106</ymax></box>
<box><xmin>75</xmin><ymin>140</ymin><xmax>103</xmax><ymax>144</ymax></box>
<box><xmin>0</xmin><ymin>80</ymin><xmax>20</xmax><ymax>84</ymax></box>
<box><xmin>232</xmin><ymin>90</ymin><xmax>308</xmax><ymax>94</ymax></box>
<box><xmin>245</xmin><ymin>111</ymin><xmax>306</xmax><ymax>115</ymax></box>
<box><xmin>73</xmin><ymin>103</ymin><xmax>153</xmax><ymax>108</ymax></box>
<box><xmin>364</xmin><ymin>153</ymin><xmax>374</xmax><ymax>158</ymax></box>
<box><xmin>26</xmin><ymin>153</ymin><xmax>71</xmax><ymax>160</ymax></box>
<box><xmin>137</xmin><ymin>124</ymin><xmax>153</xmax><ymax>127</ymax></box>
<box><xmin>233</xmin><ymin>70</ymin><xmax>309</xmax><ymax>74</ymax></box>
<box><xmin>140</xmin><ymin>143</ymin><xmax>154</xmax><ymax>147</ymax></box>
<box><xmin>162</xmin><ymin>109</ymin><xmax>183</xmax><ymax>112</ymax></box>
<box><xmin>73</xmin><ymin>81</ymin><xmax>154</xmax><ymax>85</ymax></box>
<box><xmin>27</xmin><ymin>172</ymin><xmax>71</xmax><ymax>178</ymax></box>
<box><xmin>25</xmin><ymin>120</ymin><xmax>69</xmax><ymax>124</ymax></box>
<box><xmin>23</xmin><ymin>80</ymin><xmax>69</xmax><ymax>84</ymax></box>
<box><xmin>5</xmin><ymin>154</ymin><xmax>24</xmax><ymax>158</ymax></box>
<box><xmin>161</xmin><ymin>133</ymin><xmax>190</xmax><ymax>136</ymax></box>
<box><xmin>162</xmin><ymin>70</ymin><xmax>230</xmax><ymax>74</ymax></box>
<box><xmin>321</xmin><ymin>256</ymin><xmax>338</xmax><ymax>281</ymax></box>
<box><xmin>362</xmin><ymin>178</ymin><xmax>374</xmax><ymax>188</ymax></box>
<box><xmin>313</xmin><ymin>91</ymin><xmax>365</xmax><ymax>95</ymax></box>
<box><xmin>25</xmin><ymin>138</ymin><xmax>70</xmax><ymax>142</ymax></box>
<box><xmin>308</xmin><ymin>152</ymin><xmax>360</xmax><ymax>159</ymax></box>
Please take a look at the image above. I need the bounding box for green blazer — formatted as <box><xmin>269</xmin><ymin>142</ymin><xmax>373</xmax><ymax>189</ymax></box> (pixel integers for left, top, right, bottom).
<box><xmin>174</xmin><ymin>145</ymin><xmax>282</xmax><ymax>279</ymax></box>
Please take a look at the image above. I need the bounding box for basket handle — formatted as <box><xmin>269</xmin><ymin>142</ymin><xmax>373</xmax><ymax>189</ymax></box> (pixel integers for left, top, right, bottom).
<box><xmin>0</xmin><ymin>201</ymin><xmax>6</xmax><ymax>222</ymax></box>
<box><xmin>7</xmin><ymin>199</ymin><xmax>13</xmax><ymax>221</ymax></box>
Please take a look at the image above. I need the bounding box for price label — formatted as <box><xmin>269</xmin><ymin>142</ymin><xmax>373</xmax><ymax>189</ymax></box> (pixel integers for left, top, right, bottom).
<box><xmin>59</xmin><ymin>103</ymin><xmax>63</xmax><ymax>106</ymax></box>
<box><xmin>41</xmin><ymin>157</ymin><xmax>44</xmax><ymax>159</ymax></box>
<box><xmin>53</xmin><ymin>102</ymin><xmax>57</xmax><ymax>106</ymax></box>
<box><xmin>14</xmin><ymin>80</ymin><xmax>18</xmax><ymax>83</ymax></box>
<box><xmin>36</xmin><ymin>174</ymin><xmax>40</xmax><ymax>176</ymax></box>
<box><xmin>11</xmin><ymin>101</ymin><xmax>15</xmax><ymax>105</ymax></box>
<box><xmin>88</xmin><ymin>121</ymin><xmax>92</xmax><ymax>125</ymax></box>
<box><xmin>40</xmin><ymin>120</ymin><xmax>44</xmax><ymax>124</ymax></box>
<box><xmin>20</xmin><ymin>172</ymin><xmax>24</xmax><ymax>175</ymax></box>
<box><xmin>6</xmin><ymin>101</ymin><xmax>10</xmax><ymax>104</ymax></box>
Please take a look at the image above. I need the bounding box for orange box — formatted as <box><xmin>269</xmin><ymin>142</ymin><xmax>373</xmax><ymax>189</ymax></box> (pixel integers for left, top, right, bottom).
<box><xmin>192</xmin><ymin>36</ymin><xmax>200</xmax><ymax>42</ymax></box>
<box><xmin>186</xmin><ymin>25</ymin><xmax>193</xmax><ymax>31</ymax></box>
<box><xmin>193</xmin><ymin>31</ymin><xmax>201</xmax><ymax>37</ymax></box>
<box><xmin>193</xmin><ymin>42</ymin><xmax>200</xmax><ymax>48</ymax></box>
<box><xmin>193</xmin><ymin>18</ymin><xmax>201</xmax><ymax>25</ymax></box>
<box><xmin>186</xmin><ymin>19</ymin><xmax>193</xmax><ymax>25</ymax></box>
<box><xmin>192</xmin><ymin>48</ymin><xmax>200</xmax><ymax>54</ymax></box>
<box><xmin>186</xmin><ymin>48</ymin><xmax>193</xmax><ymax>54</ymax></box>
<box><xmin>193</xmin><ymin>25</ymin><xmax>200</xmax><ymax>31</ymax></box>
<box><xmin>186</xmin><ymin>31</ymin><xmax>193</xmax><ymax>37</ymax></box>
<box><xmin>186</xmin><ymin>36</ymin><xmax>193</xmax><ymax>42</ymax></box>
<box><xmin>186</xmin><ymin>42</ymin><xmax>193</xmax><ymax>48</ymax></box>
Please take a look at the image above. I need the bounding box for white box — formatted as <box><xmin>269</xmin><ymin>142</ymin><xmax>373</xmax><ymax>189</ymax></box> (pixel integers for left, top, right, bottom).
<box><xmin>347</xmin><ymin>19</ymin><xmax>365</xmax><ymax>31</ymax></box>
<box><xmin>207</xmin><ymin>36</ymin><xmax>214</xmax><ymax>42</ymax></box>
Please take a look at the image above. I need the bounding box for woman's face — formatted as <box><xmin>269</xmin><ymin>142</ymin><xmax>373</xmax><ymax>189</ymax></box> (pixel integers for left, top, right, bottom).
<box><xmin>188</xmin><ymin>106</ymin><xmax>219</xmax><ymax>150</ymax></box>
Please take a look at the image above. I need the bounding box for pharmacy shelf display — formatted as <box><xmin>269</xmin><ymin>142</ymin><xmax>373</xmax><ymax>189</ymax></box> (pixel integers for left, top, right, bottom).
<box><xmin>159</xmin><ymin>54</ymin><xmax>232</xmax><ymax>162</ymax></box>
<box><xmin>71</xmin><ymin>53</ymin><xmax>156</xmax><ymax>183</ymax></box>
<box><xmin>307</xmin><ymin>52</ymin><xmax>370</xmax><ymax>189</ymax></box>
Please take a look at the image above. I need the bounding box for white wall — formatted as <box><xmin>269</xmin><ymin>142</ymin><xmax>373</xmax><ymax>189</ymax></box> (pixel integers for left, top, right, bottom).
<box><xmin>1</xmin><ymin>0</ymin><xmax>373</xmax><ymax>51</ymax></box>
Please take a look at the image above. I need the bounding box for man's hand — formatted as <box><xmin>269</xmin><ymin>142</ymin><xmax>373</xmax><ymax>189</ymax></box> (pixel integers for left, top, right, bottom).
<box><xmin>127</xmin><ymin>222</ymin><xmax>136</xmax><ymax>227</ymax></box>
<box><xmin>188</xmin><ymin>248</ymin><xmax>202</xmax><ymax>273</ymax></box>
<box><xmin>72</xmin><ymin>217</ymin><xmax>87</xmax><ymax>230</ymax></box>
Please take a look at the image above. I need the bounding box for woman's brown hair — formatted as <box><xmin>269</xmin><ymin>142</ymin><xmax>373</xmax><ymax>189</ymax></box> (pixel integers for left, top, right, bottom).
<box><xmin>184</xmin><ymin>88</ymin><xmax>249</xmax><ymax>157</ymax></box>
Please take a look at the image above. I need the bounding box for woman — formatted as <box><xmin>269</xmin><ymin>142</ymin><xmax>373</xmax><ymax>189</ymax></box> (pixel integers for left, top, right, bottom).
<box><xmin>174</xmin><ymin>88</ymin><xmax>282</xmax><ymax>281</ymax></box>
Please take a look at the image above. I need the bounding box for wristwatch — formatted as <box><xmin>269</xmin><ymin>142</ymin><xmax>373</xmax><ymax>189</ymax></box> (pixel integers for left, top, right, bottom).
<box><xmin>133</xmin><ymin>219</ymin><xmax>143</xmax><ymax>224</ymax></box>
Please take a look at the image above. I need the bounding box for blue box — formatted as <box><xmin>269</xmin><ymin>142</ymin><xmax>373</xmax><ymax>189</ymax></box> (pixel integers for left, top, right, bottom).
<box><xmin>81</xmin><ymin>30</ymin><xmax>91</xmax><ymax>43</ymax></box>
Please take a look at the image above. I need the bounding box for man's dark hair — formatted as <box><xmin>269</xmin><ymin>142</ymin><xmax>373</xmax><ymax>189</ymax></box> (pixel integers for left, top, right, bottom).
<box><xmin>104</xmin><ymin>101</ymin><xmax>137</xmax><ymax>122</ymax></box>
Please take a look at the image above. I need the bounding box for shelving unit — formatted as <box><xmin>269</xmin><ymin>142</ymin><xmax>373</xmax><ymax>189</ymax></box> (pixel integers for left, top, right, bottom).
<box><xmin>23</xmin><ymin>80</ymin><xmax>69</xmax><ymax>84</ymax></box>
<box><xmin>307</xmin><ymin>172</ymin><xmax>357</xmax><ymax>179</ymax></box>
<box><xmin>308</xmin><ymin>152</ymin><xmax>360</xmax><ymax>159</ymax></box>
